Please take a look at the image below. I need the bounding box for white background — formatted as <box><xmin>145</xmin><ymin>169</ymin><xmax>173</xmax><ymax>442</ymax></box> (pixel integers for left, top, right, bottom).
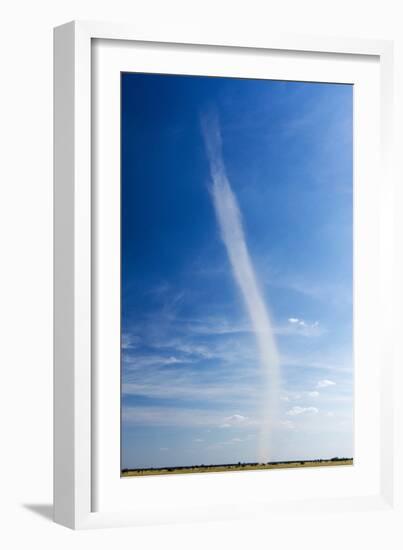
<box><xmin>93</xmin><ymin>39</ymin><xmax>382</xmax><ymax>515</ymax></box>
<box><xmin>0</xmin><ymin>0</ymin><xmax>402</xmax><ymax>548</ymax></box>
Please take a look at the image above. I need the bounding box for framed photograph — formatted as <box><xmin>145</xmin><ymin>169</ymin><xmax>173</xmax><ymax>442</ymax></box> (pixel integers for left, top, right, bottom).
<box><xmin>54</xmin><ymin>21</ymin><xmax>399</xmax><ymax>530</ymax></box>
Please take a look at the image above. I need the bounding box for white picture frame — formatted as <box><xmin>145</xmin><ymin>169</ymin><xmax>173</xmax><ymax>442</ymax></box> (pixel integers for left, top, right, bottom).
<box><xmin>54</xmin><ymin>20</ymin><xmax>400</xmax><ymax>531</ymax></box>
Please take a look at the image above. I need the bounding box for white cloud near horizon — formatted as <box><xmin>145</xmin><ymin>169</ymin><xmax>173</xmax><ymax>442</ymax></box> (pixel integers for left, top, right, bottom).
<box><xmin>288</xmin><ymin>317</ymin><xmax>319</xmax><ymax>328</ymax></box>
<box><xmin>280</xmin><ymin>420</ymin><xmax>295</xmax><ymax>430</ymax></box>
<box><xmin>225</xmin><ymin>414</ymin><xmax>247</xmax><ymax>423</ymax></box>
<box><xmin>317</xmin><ymin>379</ymin><xmax>336</xmax><ymax>388</ymax></box>
<box><xmin>218</xmin><ymin>437</ymin><xmax>243</xmax><ymax>445</ymax></box>
<box><xmin>219</xmin><ymin>414</ymin><xmax>249</xmax><ymax>428</ymax></box>
<box><xmin>286</xmin><ymin>406</ymin><xmax>319</xmax><ymax>416</ymax></box>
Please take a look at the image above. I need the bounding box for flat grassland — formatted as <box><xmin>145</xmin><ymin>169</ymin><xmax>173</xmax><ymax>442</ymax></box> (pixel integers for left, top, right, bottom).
<box><xmin>122</xmin><ymin>458</ymin><xmax>353</xmax><ymax>477</ymax></box>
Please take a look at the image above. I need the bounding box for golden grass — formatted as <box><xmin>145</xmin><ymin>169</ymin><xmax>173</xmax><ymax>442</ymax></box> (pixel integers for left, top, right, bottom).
<box><xmin>121</xmin><ymin>459</ymin><xmax>353</xmax><ymax>477</ymax></box>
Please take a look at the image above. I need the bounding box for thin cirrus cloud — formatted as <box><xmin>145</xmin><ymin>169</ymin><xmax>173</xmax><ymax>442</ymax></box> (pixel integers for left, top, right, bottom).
<box><xmin>284</xmin><ymin>317</ymin><xmax>322</xmax><ymax>337</ymax></box>
<box><xmin>201</xmin><ymin>109</ymin><xmax>280</xmax><ymax>463</ymax></box>
<box><xmin>123</xmin><ymin>406</ymin><xmax>257</xmax><ymax>429</ymax></box>
<box><xmin>282</xmin><ymin>390</ymin><xmax>320</xmax><ymax>401</ymax></box>
<box><xmin>122</xmin><ymin>350</ymin><xmax>260</xmax><ymax>404</ymax></box>
<box><xmin>286</xmin><ymin>406</ymin><xmax>319</xmax><ymax>416</ymax></box>
<box><xmin>122</xmin><ymin>322</ymin><xmax>257</xmax><ymax>366</ymax></box>
<box><xmin>213</xmin><ymin>434</ymin><xmax>256</xmax><ymax>448</ymax></box>
<box><xmin>221</xmin><ymin>437</ymin><xmax>243</xmax><ymax>445</ymax></box>
<box><xmin>265</xmin><ymin>269</ymin><xmax>352</xmax><ymax>309</ymax></box>
<box><xmin>280</xmin><ymin>420</ymin><xmax>295</xmax><ymax>430</ymax></box>
<box><xmin>122</xmin><ymin>378</ymin><xmax>257</xmax><ymax>404</ymax></box>
<box><xmin>123</xmin><ymin>354</ymin><xmax>192</xmax><ymax>369</ymax></box>
<box><xmin>219</xmin><ymin>414</ymin><xmax>249</xmax><ymax>429</ymax></box>
<box><xmin>317</xmin><ymin>379</ymin><xmax>336</xmax><ymax>388</ymax></box>
<box><xmin>280</xmin><ymin>352</ymin><xmax>352</xmax><ymax>373</ymax></box>
<box><xmin>288</xmin><ymin>317</ymin><xmax>319</xmax><ymax>328</ymax></box>
<box><xmin>123</xmin><ymin>406</ymin><xmax>234</xmax><ymax>428</ymax></box>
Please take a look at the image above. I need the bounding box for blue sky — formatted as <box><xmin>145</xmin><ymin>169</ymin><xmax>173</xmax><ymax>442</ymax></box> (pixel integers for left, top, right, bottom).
<box><xmin>121</xmin><ymin>73</ymin><xmax>353</xmax><ymax>470</ymax></box>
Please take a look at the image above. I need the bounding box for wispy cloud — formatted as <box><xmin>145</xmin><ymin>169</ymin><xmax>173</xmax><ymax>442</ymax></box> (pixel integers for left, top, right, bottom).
<box><xmin>122</xmin><ymin>319</ymin><xmax>257</xmax><ymax>367</ymax></box>
<box><xmin>121</xmin><ymin>333</ymin><xmax>139</xmax><ymax>350</ymax></box>
<box><xmin>280</xmin><ymin>420</ymin><xmax>295</xmax><ymax>430</ymax></box>
<box><xmin>317</xmin><ymin>379</ymin><xmax>336</xmax><ymax>388</ymax></box>
<box><xmin>123</xmin><ymin>406</ymin><xmax>256</xmax><ymax>429</ymax></box>
<box><xmin>281</xmin><ymin>353</ymin><xmax>352</xmax><ymax>373</ymax></box>
<box><xmin>201</xmin><ymin>109</ymin><xmax>280</xmax><ymax>462</ymax></box>
<box><xmin>123</xmin><ymin>406</ymin><xmax>221</xmax><ymax>428</ymax></box>
<box><xmin>266</xmin><ymin>272</ymin><xmax>352</xmax><ymax>308</ymax></box>
<box><xmin>218</xmin><ymin>437</ymin><xmax>243</xmax><ymax>445</ymax></box>
<box><xmin>286</xmin><ymin>406</ymin><xmax>319</xmax><ymax>416</ymax></box>
<box><xmin>123</xmin><ymin>354</ymin><xmax>193</xmax><ymax>370</ymax></box>
<box><xmin>184</xmin><ymin>316</ymin><xmax>251</xmax><ymax>336</ymax></box>
<box><xmin>219</xmin><ymin>414</ymin><xmax>249</xmax><ymax>428</ymax></box>
<box><xmin>273</xmin><ymin>317</ymin><xmax>324</xmax><ymax>337</ymax></box>
<box><xmin>123</xmin><ymin>373</ymin><xmax>258</xmax><ymax>404</ymax></box>
<box><xmin>287</xmin><ymin>317</ymin><xmax>319</xmax><ymax>329</ymax></box>
<box><xmin>225</xmin><ymin>414</ymin><xmax>247</xmax><ymax>423</ymax></box>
